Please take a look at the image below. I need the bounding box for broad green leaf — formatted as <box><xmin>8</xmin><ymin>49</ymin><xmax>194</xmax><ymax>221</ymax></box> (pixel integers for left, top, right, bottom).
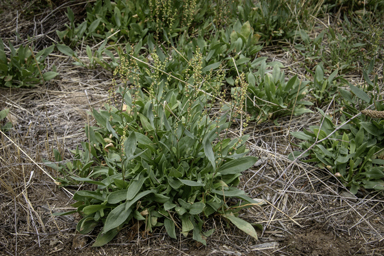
<box><xmin>181</xmin><ymin>215</ymin><xmax>194</xmax><ymax>237</ymax></box>
<box><xmin>71</xmin><ymin>177</ymin><xmax>105</xmax><ymax>186</ymax></box>
<box><xmin>223</xmin><ymin>213</ymin><xmax>258</xmax><ymax>240</ymax></box>
<box><xmin>57</xmin><ymin>44</ymin><xmax>74</xmax><ymax>57</ymax></box>
<box><xmin>202</xmin><ymin>62</ymin><xmax>221</xmax><ymax>73</ymax></box>
<box><xmin>230</xmin><ymin>30</ymin><xmax>238</xmax><ymax>43</ymax></box>
<box><xmin>92</xmin><ymin>109</ymin><xmax>106</xmax><ymax>127</ymax></box>
<box><xmin>363</xmin><ymin>180</ymin><xmax>384</xmax><ymax>190</ymax></box>
<box><xmin>108</xmin><ymin>189</ymin><xmax>128</xmax><ymax>204</ymax></box>
<box><xmin>36</xmin><ymin>44</ymin><xmax>55</xmax><ymax>61</ymax></box>
<box><xmin>247</xmin><ymin>72</ymin><xmax>256</xmax><ymax>87</ymax></box>
<box><xmin>77</xmin><ymin>217</ymin><xmax>98</xmax><ymax>234</ymax></box>
<box><xmin>164</xmin><ymin>219</ymin><xmax>176</xmax><ymax>239</ymax></box>
<box><xmin>0</xmin><ymin>109</ymin><xmax>9</xmax><ymax>120</ymax></box>
<box><xmin>168</xmin><ymin>177</ymin><xmax>182</xmax><ymax>189</ymax></box>
<box><xmin>86</xmin><ymin>45</ymin><xmax>93</xmax><ymax>59</ymax></box>
<box><xmin>93</xmin><ymin>228</ymin><xmax>119</xmax><ymax>247</ymax></box>
<box><xmin>153</xmin><ymin>193</ymin><xmax>170</xmax><ymax>203</ymax></box>
<box><xmin>350</xmin><ymin>183</ymin><xmax>360</xmax><ymax>194</ymax></box>
<box><xmin>316</xmin><ymin>145</ymin><xmax>333</xmax><ymax>158</ymax></box>
<box><xmin>133</xmin><ymin>210</ymin><xmax>145</xmax><ymax>221</ymax></box>
<box><xmin>294</xmin><ymin>107</ymin><xmax>312</xmax><ymax>116</ymax></box>
<box><xmin>328</xmin><ymin>69</ymin><xmax>339</xmax><ymax>83</ymax></box>
<box><xmin>315</xmin><ymin>65</ymin><xmax>324</xmax><ymax>82</ymax></box>
<box><xmin>139</xmin><ymin>113</ymin><xmax>153</xmax><ymax>131</ymax></box>
<box><xmin>189</xmin><ymin>202</ymin><xmax>205</xmax><ymax>215</ymax></box>
<box><xmin>125</xmin><ymin>190</ymin><xmax>155</xmax><ymax>210</ymax></box>
<box><xmin>164</xmin><ymin>201</ymin><xmax>176</xmax><ymax>211</ymax></box>
<box><xmin>124</xmin><ymin>132</ymin><xmax>137</xmax><ymax>158</ymax></box>
<box><xmin>354</xmin><ymin>142</ymin><xmax>367</xmax><ymax>158</ymax></box>
<box><xmin>66</xmin><ymin>7</ymin><xmax>74</xmax><ymax>22</ymax></box>
<box><xmin>178</xmin><ymin>179</ymin><xmax>205</xmax><ymax>187</ymax></box>
<box><xmin>203</xmin><ymin>139</ymin><xmax>216</xmax><ymax>170</ymax></box>
<box><xmin>361</xmin><ymin>122</ymin><xmax>384</xmax><ymax>136</ymax></box>
<box><xmin>88</xmin><ymin>18</ymin><xmax>101</xmax><ymax>34</ymax></box>
<box><xmin>218</xmin><ymin>156</ymin><xmax>257</xmax><ymax>175</ymax></box>
<box><xmin>364</xmin><ymin>167</ymin><xmax>384</xmax><ymax>179</ymax></box>
<box><xmin>339</xmin><ymin>88</ymin><xmax>353</xmax><ymax>103</ymax></box>
<box><xmin>126</xmin><ymin>174</ymin><xmax>147</xmax><ymax>201</ymax></box>
<box><xmin>212</xmin><ymin>187</ymin><xmax>246</xmax><ymax>197</ymax></box>
<box><xmin>178</xmin><ymin>201</ymin><xmax>191</xmax><ymax>215</ymax></box>
<box><xmin>176</xmin><ymin>206</ymin><xmax>187</xmax><ymax>215</ymax></box>
<box><xmin>349</xmin><ymin>84</ymin><xmax>370</xmax><ymax>103</ymax></box>
<box><xmin>285</xmin><ymin>75</ymin><xmax>297</xmax><ymax>91</ymax></box>
<box><xmin>336</xmin><ymin>154</ymin><xmax>350</xmax><ymax>164</ymax></box>
<box><xmin>106</xmin><ymin>119</ymin><xmax>119</xmax><ymax>139</ymax></box>
<box><xmin>135</xmin><ymin>132</ymin><xmax>156</xmax><ymax>151</ymax></box>
<box><xmin>236</xmin><ymin>57</ymin><xmax>251</xmax><ymax>66</ymax></box>
<box><xmin>193</xmin><ymin>225</ymin><xmax>206</xmax><ymax>245</ymax></box>
<box><xmin>372</xmin><ymin>159</ymin><xmax>384</xmax><ymax>165</ymax></box>
<box><xmin>341</xmin><ymin>132</ymin><xmax>349</xmax><ymax>147</ymax></box>
<box><xmin>103</xmin><ymin>203</ymin><xmax>132</xmax><ymax>234</ymax></box>
<box><xmin>114</xmin><ymin>7</ymin><xmax>121</xmax><ymax>27</ymax></box>
<box><xmin>82</xmin><ymin>204</ymin><xmax>106</xmax><ymax>215</ymax></box>
<box><xmin>355</xmin><ymin>128</ymin><xmax>364</xmax><ymax>146</ymax></box>
<box><xmin>43</xmin><ymin>71</ymin><xmax>58</xmax><ymax>81</ymax></box>
<box><xmin>240</xmin><ymin>21</ymin><xmax>252</xmax><ymax>39</ymax></box>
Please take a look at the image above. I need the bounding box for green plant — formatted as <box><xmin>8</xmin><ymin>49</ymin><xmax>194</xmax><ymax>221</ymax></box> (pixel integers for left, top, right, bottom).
<box><xmin>172</xmin><ymin>19</ymin><xmax>262</xmax><ymax>85</ymax></box>
<box><xmin>308</xmin><ymin>65</ymin><xmax>345</xmax><ymax>107</ymax></box>
<box><xmin>47</xmin><ymin>41</ymin><xmax>263</xmax><ymax>246</ymax></box>
<box><xmin>290</xmin><ymin>69</ymin><xmax>384</xmax><ymax>194</ymax></box>
<box><xmin>326</xmin><ymin>23</ymin><xmax>367</xmax><ymax>73</ymax></box>
<box><xmin>0</xmin><ymin>108</ymin><xmax>12</xmax><ymax>132</ymax></box>
<box><xmin>290</xmin><ymin>109</ymin><xmax>384</xmax><ymax>194</ymax></box>
<box><xmin>323</xmin><ymin>0</ymin><xmax>384</xmax><ymax>14</ymax></box>
<box><xmin>294</xmin><ymin>29</ymin><xmax>326</xmax><ymax>68</ymax></box>
<box><xmin>58</xmin><ymin>0</ymin><xmax>233</xmax><ymax>46</ymax></box>
<box><xmin>56</xmin><ymin>41</ymin><xmax>118</xmax><ymax>71</ymax></box>
<box><xmin>340</xmin><ymin>13</ymin><xmax>384</xmax><ymax>66</ymax></box>
<box><xmin>244</xmin><ymin>59</ymin><xmax>312</xmax><ymax>123</ymax></box>
<box><xmin>250</xmin><ymin>0</ymin><xmax>297</xmax><ymax>44</ymax></box>
<box><xmin>49</xmin><ymin>87</ymin><xmax>260</xmax><ymax>246</ymax></box>
<box><xmin>57</xmin><ymin>6</ymin><xmax>114</xmax><ymax>47</ymax></box>
<box><xmin>294</xmin><ymin>12</ymin><xmax>384</xmax><ymax>74</ymax></box>
<box><xmin>0</xmin><ymin>39</ymin><xmax>58</xmax><ymax>88</ymax></box>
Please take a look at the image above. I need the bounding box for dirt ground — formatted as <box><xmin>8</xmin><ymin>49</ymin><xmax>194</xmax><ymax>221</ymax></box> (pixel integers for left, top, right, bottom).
<box><xmin>1</xmin><ymin>1</ymin><xmax>384</xmax><ymax>255</ymax></box>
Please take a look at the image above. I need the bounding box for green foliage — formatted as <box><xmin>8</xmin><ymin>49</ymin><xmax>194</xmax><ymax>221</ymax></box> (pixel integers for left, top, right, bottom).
<box><xmin>56</xmin><ymin>7</ymin><xmax>89</xmax><ymax>46</ymax></box>
<box><xmin>290</xmin><ymin>110</ymin><xmax>384</xmax><ymax>194</ymax></box>
<box><xmin>58</xmin><ymin>0</ymin><xmax>242</xmax><ymax>45</ymax></box>
<box><xmin>245</xmin><ymin>59</ymin><xmax>312</xmax><ymax>123</ymax></box>
<box><xmin>56</xmin><ymin>41</ymin><xmax>118</xmax><ymax>71</ymax></box>
<box><xmin>248</xmin><ymin>0</ymin><xmax>297</xmax><ymax>44</ymax></box>
<box><xmin>173</xmin><ymin>19</ymin><xmax>262</xmax><ymax>79</ymax></box>
<box><xmin>47</xmin><ymin>39</ymin><xmax>263</xmax><ymax>245</ymax></box>
<box><xmin>295</xmin><ymin>26</ymin><xmax>364</xmax><ymax>73</ymax></box>
<box><xmin>295</xmin><ymin>13</ymin><xmax>384</xmax><ymax>73</ymax></box>
<box><xmin>327</xmin><ymin>25</ymin><xmax>364</xmax><ymax>72</ymax></box>
<box><xmin>339</xmin><ymin>13</ymin><xmax>384</xmax><ymax>66</ymax></box>
<box><xmin>0</xmin><ymin>39</ymin><xmax>58</xmax><ymax>88</ymax></box>
<box><xmin>308</xmin><ymin>65</ymin><xmax>346</xmax><ymax>106</ymax></box>
<box><xmin>50</xmin><ymin>87</ymin><xmax>259</xmax><ymax>246</ymax></box>
<box><xmin>0</xmin><ymin>108</ymin><xmax>12</xmax><ymax>132</ymax></box>
<box><xmin>294</xmin><ymin>29</ymin><xmax>326</xmax><ymax>68</ymax></box>
<box><xmin>340</xmin><ymin>59</ymin><xmax>384</xmax><ymax>114</ymax></box>
<box><xmin>290</xmin><ymin>70</ymin><xmax>384</xmax><ymax>194</ymax></box>
<box><xmin>324</xmin><ymin>0</ymin><xmax>384</xmax><ymax>14</ymax></box>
